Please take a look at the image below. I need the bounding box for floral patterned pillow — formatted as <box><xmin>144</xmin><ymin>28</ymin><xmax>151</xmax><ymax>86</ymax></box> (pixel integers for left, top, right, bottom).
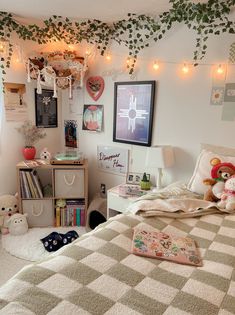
<box><xmin>132</xmin><ymin>226</ymin><xmax>202</xmax><ymax>266</ymax></box>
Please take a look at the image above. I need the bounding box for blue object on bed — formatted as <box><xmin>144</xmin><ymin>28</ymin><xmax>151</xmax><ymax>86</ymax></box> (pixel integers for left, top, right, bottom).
<box><xmin>40</xmin><ymin>230</ymin><xmax>79</xmax><ymax>252</ymax></box>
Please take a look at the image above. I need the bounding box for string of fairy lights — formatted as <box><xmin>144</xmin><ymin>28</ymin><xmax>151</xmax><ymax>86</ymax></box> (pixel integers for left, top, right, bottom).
<box><xmin>0</xmin><ymin>39</ymin><xmax>231</xmax><ymax>79</ymax></box>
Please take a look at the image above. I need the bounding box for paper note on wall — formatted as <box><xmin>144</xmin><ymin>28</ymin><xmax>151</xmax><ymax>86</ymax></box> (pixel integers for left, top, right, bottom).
<box><xmin>97</xmin><ymin>145</ymin><xmax>129</xmax><ymax>174</ymax></box>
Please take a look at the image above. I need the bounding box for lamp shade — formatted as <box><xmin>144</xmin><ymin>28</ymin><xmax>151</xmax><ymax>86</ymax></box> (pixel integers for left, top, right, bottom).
<box><xmin>145</xmin><ymin>145</ymin><xmax>174</xmax><ymax>168</ymax></box>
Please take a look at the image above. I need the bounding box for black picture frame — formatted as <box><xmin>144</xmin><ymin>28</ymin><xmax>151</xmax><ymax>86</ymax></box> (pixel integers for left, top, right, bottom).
<box><xmin>113</xmin><ymin>81</ymin><xmax>155</xmax><ymax>146</ymax></box>
<box><xmin>35</xmin><ymin>89</ymin><xmax>58</xmax><ymax>128</ymax></box>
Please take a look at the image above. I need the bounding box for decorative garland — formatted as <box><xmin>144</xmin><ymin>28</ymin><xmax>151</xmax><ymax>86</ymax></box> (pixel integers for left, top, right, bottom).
<box><xmin>0</xmin><ymin>0</ymin><xmax>235</xmax><ymax>79</ymax></box>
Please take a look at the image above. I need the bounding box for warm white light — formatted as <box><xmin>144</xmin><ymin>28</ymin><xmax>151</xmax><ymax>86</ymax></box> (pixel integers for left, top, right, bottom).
<box><xmin>106</xmin><ymin>54</ymin><xmax>111</xmax><ymax>61</ymax></box>
<box><xmin>68</xmin><ymin>44</ymin><xmax>74</xmax><ymax>50</ymax></box>
<box><xmin>182</xmin><ymin>63</ymin><xmax>189</xmax><ymax>74</ymax></box>
<box><xmin>217</xmin><ymin>64</ymin><xmax>224</xmax><ymax>74</ymax></box>
<box><xmin>153</xmin><ymin>61</ymin><xmax>159</xmax><ymax>70</ymax></box>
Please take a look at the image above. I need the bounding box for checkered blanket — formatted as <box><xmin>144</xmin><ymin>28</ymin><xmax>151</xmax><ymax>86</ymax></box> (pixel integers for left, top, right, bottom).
<box><xmin>0</xmin><ymin>213</ymin><xmax>234</xmax><ymax>315</ymax></box>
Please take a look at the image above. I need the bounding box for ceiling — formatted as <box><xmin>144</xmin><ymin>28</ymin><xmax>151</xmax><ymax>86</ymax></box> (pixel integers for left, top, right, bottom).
<box><xmin>0</xmin><ymin>0</ymin><xmax>173</xmax><ymax>21</ymax></box>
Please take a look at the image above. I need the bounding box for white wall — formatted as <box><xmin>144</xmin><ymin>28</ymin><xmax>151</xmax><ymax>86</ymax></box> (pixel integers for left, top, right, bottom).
<box><xmin>0</xmin><ymin>41</ymin><xmax>62</xmax><ymax>195</ymax></box>
<box><xmin>62</xmin><ymin>24</ymin><xmax>235</xmax><ymax>199</ymax></box>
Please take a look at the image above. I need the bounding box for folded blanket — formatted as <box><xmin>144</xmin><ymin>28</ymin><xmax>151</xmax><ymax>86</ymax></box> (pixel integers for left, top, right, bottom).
<box><xmin>127</xmin><ymin>182</ymin><xmax>235</xmax><ymax>218</ymax></box>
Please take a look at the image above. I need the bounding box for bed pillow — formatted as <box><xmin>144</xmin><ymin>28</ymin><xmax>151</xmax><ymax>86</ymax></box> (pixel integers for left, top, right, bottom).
<box><xmin>187</xmin><ymin>149</ymin><xmax>235</xmax><ymax>195</ymax></box>
<box><xmin>200</xmin><ymin>143</ymin><xmax>235</xmax><ymax>156</ymax></box>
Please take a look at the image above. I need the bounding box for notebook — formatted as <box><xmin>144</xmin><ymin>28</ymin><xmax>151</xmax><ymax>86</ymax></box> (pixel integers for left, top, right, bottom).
<box><xmin>132</xmin><ymin>226</ymin><xmax>202</xmax><ymax>266</ymax></box>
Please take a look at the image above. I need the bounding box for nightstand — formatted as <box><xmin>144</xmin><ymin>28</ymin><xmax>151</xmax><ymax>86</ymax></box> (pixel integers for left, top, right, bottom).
<box><xmin>107</xmin><ymin>185</ymin><xmax>147</xmax><ymax>219</ymax></box>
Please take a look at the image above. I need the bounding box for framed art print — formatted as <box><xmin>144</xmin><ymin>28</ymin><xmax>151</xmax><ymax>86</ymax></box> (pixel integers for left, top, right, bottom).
<box><xmin>35</xmin><ymin>89</ymin><xmax>57</xmax><ymax>128</ymax></box>
<box><xmin>82</xmin><ymin>104</ymin><xmax>103</xmax><ymax>132</ymax></box>
<box><xmin>113</xmin><ymin>81</ymin><xmax>155</xmax><ymax>146</ymax></box>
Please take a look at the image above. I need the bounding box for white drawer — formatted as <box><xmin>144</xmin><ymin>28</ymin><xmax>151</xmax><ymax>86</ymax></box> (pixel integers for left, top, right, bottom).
<box><xmin>54</xmin><ymin>169</ymin><xmax>84</xmax><ymax>198</ymax></box>
<box><xmin>22</xmin><ymin>200</ymin><xmax>54</xmax><ymax>227</ymax></box>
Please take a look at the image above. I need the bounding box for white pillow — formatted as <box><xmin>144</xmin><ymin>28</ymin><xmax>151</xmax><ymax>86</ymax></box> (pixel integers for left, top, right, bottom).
<box><xmin>200</xmin><ymin>143</ymin><xmax>235</xmax><ymax>156</ymax></box>
<box><xmin>187</xmin><ymin>149</ymin><xmax>235</xmax><ymax>195</ymax></box>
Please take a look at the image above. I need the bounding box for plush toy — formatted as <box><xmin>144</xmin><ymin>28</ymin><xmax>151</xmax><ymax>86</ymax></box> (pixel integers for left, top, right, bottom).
<box><xmin>40</xmin><ymin>147</ymin><xmax>51</xmax><ymax>161</ymax></box>
<box><xmin>217</xmin><ymin>175</ymin><xmax>235</xmax><ymax>211</ymax></box>
<box><xmin>7</xmin><ymin>213</ymin><xmax>28</xmax><ymax>236</ymax></box>
<box><xmin>203</xmin><ymin>158</ymin><xmax>235</xmax><ymax>202</ymax></box>
<box><xmin>0</xmin><ymin>194</ymin><xmax>19</xmax><ymax>234</ymax></box>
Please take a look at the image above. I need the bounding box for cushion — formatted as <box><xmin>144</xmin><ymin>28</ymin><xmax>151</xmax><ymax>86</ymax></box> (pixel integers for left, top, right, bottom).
<box><xmin>187</xmin><ymin>149</ymin><xmax>235</xmax><ymax>195</ymax></box>
<box><xmin>132</xmin><ymin>225</ymin><xmax>202</xmax><ymax>266</ymax></box>
<box><xmin>41</xmin><ymin>230</ymin><xmax>79</xmax><ymax>252</ymax></box>
<box><xmin>201</xmin><ymin>143</ymin><xmax>235</xmax><ymax>156</ymax></box>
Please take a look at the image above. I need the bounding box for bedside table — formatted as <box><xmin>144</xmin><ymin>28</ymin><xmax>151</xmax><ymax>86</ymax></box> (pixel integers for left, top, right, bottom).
<box><xmin>107</xmin><ymin>185</ymin><xmax>146</xmax><ymax>219</ymax></box>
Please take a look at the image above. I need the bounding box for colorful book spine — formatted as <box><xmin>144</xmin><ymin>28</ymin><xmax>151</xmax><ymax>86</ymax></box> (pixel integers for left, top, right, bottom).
<box><xmin>76</xmin><ymin>208</ymin><xmax>81</xmax><ymax>226</ymax></box>
<box><xmin>56</xmin><ymin>207</ymin><xmax>60</xmax><ymax>227</ymax></box>
<box><xmin>80</xmin><ymin>209</ymin><xmax>85</xmax><ymax>226</ymax></box>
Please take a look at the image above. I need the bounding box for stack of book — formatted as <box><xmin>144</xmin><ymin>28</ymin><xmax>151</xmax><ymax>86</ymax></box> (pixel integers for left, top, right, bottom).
<box><xmin>19</xmin><ymin>170</ymin><xmax>43</xmax><ymax>198</ymax></box>
<box><xmin>55</xmin><ymin>199</ymin><xmax>86</xmax><ymax>227</ymax></box>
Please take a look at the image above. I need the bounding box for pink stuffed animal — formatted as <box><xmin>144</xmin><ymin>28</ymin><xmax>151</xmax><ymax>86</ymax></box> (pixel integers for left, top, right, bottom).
<box><xmin>217</xmin><ymin>175</ymin><xmax>235</xmax><ymax>211</ymax></box>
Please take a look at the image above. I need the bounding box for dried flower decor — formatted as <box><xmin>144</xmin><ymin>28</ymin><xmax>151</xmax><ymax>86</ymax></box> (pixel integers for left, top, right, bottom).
<box><xmin>16</xmin><ymin>120</ymin><xmax>46</xmax><ymax>147</ymax></box>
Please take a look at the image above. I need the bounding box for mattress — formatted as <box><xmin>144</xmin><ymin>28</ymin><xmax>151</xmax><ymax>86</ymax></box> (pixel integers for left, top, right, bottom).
<box><xmin>0</xmin><ymin>213</ymin><xmax>234</xmax><ymax>315</ymax></box>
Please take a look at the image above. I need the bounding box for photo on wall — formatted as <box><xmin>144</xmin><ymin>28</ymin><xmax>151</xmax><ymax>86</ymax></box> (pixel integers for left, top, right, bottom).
<box><xmin>64</xmin><ymin>120</ymin><xmax>78</xmax><ymax>148</ymax></box>
<box><xmin>35</xmin><ymin>89</ymin><xmax>57</xmax><ymax>128</ymax></box>
<box><xmin>3</xmin><ymin>82</ymin><xmax>28</xmax><ymax>121</ymax></box>
<box><xmin>82</xmin><ymin>104</ymin><xmax>103</xmax><ymax>132</ymax></box>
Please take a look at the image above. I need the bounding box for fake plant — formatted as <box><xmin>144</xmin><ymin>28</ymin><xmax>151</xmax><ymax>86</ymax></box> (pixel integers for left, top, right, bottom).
<box><xmin>0</xmin><ymin>0</ymin><xmax>235</xmax><ymax>77</ymax></box>
<box><xmin>16</xmin><ymin>120</ymin><xmax>46</xmax><ymax>148</ymax></box>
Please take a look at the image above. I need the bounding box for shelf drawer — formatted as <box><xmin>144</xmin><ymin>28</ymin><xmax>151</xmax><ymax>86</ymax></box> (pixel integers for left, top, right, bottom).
<box><xmin>54</xmin><ymin>169</ymin><xmax>84</xmax><ymax>198</ymax></box>
<box><xmin>22</xmin><ymin>200</ymin><xmax>54</xmax><ymax>227</ymax></box>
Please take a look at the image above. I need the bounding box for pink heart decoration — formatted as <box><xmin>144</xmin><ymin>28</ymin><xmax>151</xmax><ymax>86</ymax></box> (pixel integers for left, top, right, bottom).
<box><xmin>86</xmin><ymin>76</ymin><xmax>105</xmax><ymax>101</ymax></box>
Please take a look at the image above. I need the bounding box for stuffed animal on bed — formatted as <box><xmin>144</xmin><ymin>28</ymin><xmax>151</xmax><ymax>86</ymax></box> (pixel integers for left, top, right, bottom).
<box><xmin>0</xmin><ymin>194</ymin><xmax>19</xmax><ymax>234</ymax></box>
<box><xmin>203</xmin><ymin>158</ymin><xmax>235</xmax><ymax>202</ymax></box>
<box><xmin>217</xmin><ymin>175</ymin><xmax>235</xmax><ymax>211</ymax></box>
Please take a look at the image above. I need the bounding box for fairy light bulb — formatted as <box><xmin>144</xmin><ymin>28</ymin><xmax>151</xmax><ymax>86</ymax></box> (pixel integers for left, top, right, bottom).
<box><xmin>106</xmin><ymin>54</ymin><xmax>111</xmax><ymax>61</ymax></box>
<box><xmin>182</xmin><ymin>63</ymin><xmax>189</xmax><ymax>74</ymax></box>
<box><xmin>153</xmin><ymin>61</ymin><xmax>159</xmax><ymax>70</ymax></box>
<box><xmin>68</xmin><ymin>44</ymin><xmax>74</xmax><ymax>50</ymax></box>
<box><xmin>217</xmin><ymin>64</ymin><xmax>224</xmax><ymax>74</ymax></box>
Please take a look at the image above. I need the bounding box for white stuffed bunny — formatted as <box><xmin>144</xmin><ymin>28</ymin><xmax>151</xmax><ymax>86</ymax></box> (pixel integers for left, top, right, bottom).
<box><xmin>217</xmin><ymin>175</ymin><xmax>235</xmax><ymax>211</ymax></box>
<box><xmin>7</xmin><ymin>213</ymin><xmax>28</xmax><ymax>235</ymax></box>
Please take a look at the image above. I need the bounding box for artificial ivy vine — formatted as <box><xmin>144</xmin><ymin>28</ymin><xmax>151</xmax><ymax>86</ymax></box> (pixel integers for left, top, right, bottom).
<box><xmin>0</xmin><ymin>0</ymin><xmax>234</xmax><ymax>79</ymax></box>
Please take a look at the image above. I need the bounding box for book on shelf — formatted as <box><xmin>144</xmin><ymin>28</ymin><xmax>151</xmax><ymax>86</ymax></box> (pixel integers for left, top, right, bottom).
<box><xmin>55</xmin><ymin>199</ymin><xmax>86</xmax><ymax>227</ymax></box>
<box><xmin>25</xmin><ymin>171</ymin><xmax>36</xmax><ymax>198</ymax></box>
<box><xmin>31</xmin><ymin>170</ymin><xmax>43</xmax><ymax>198</ymax></box>
<box><xmin>21</xmin><ymin>171</ymin><xmax>31</xmax><ymax>198</ymax></box>
<box><xmin>19</xmin><ymin>170</ymin><xmax>44</xmax><ymax>199</ymax></box>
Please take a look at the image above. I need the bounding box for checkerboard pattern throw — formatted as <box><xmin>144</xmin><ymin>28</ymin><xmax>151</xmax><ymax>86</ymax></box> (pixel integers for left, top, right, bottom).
<box><xmin>0</xmin><ymin>213</ymin><xmax>235</xmax><ymax>315</ymax></box>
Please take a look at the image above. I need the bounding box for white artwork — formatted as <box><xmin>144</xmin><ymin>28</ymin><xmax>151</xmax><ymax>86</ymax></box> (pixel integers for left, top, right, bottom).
<box><xmin>97</xmin><ymin>145</ymin><xmax>129</xmax><ymax>174</ymax></box>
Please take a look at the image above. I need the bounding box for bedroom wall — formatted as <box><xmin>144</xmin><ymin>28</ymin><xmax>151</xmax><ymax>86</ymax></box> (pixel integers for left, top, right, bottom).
<box><xmin>62</xmin><ymin>23</ymin><xmax>235</xmax><ymax>199</ymax></box>
<box><xmin>0</xmin><ymin>40</ymin><xmax>63</xmax><ymax>195</ymax></box>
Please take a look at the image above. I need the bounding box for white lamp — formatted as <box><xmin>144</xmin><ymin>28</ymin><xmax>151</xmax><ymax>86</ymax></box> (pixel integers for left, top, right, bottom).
<box><xmin>145</xmin><ymin>145</ymin><xmax>174</xmax><ymax>190</ymax></box>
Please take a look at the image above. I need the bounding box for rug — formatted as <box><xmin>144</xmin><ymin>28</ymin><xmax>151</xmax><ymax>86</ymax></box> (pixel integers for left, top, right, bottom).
<box><xmin>2</xmin><ymin>226</ymin><xmax>87</xmax><ymax>262</ymax></box>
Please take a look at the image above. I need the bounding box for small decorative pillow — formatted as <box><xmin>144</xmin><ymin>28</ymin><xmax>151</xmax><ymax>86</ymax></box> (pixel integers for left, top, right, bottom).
<box><xmin>41</xmin><ymin>230</ymin><xmax>79</xmax><ymax>252</ymax></box>
<box><xmin>187</xmin><ymin>149</ymin><xmax>235</xmax><ymax>195</ymax></box>
<box><xmin>132</xmin><ymin>226</ymin><xmax>202</xmax><ymax>266</ymax></box>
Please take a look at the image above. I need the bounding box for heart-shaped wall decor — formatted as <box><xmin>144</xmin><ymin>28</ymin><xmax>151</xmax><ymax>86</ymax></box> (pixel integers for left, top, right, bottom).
<box><xmin>86</xmin><ymin>76</ymin><xmax>105</xmax><ymax>101</ymax></box>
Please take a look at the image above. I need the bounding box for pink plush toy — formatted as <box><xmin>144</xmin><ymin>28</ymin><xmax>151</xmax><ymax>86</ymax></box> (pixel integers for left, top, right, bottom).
<box><xmin>217</xmin><ymin>175</ymin><xmax>235</xmax><ymax>211</ymax></box>
<box><xmin>0</xmin><ymin>193</ymin><xmax>19</xmax><ymax>234</ymax></box>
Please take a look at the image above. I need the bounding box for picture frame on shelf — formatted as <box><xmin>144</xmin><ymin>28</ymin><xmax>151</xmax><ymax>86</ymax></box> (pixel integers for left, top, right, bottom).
<box><xmin>126</xmin><ymin>172</ymin><xmax>150</xmax><ymax>185</ymax></box>
<box><xmin>35</xmin><ymin>89</ymin><xmax>58</xmax><ymax>128</ymax></box>
<box><xmin>113</xmin><ymin>81</ymin><xmax>155</xmax><ymax>146</ymax></box>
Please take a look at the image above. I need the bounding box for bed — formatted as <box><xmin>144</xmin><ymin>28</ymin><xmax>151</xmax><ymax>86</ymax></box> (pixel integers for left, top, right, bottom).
<box><xmin>0</xmin><ymin>211</ymin><xmax>234</xmax><ymax>315</ymax></box>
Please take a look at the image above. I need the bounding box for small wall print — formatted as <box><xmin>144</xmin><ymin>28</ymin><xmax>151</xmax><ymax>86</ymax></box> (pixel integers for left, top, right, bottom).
<box><xmin>210</xmin><ymin>87</ymin><xmax>224</xmax><ymax>106</ymax></box>
<box><xmin>82</xmin><ymin>105</ymin><xmax>103</xmax><ymax>132</ymax></box>
<box><xmin>35</xmin><ymin>89</ymin><xmax>58</xmax><ymax>128</ymax></box>
<box><xmin>97</xmin><ymin>145</ymin><xmax>129</xmax><ymax>174</ymax></box>
<box><xmin>64</xmin><ymin>120</ymin><xmax>78</xmax><ymax>148</ymax></box>
<box><xmin>3</xmin><ymin>83</ymin><xmax>28</xmax><ymax>121</ymax></box>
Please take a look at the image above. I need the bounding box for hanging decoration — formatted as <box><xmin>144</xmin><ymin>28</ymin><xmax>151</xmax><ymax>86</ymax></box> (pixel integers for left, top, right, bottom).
<box><xmin>0</xmin><ymin>0</ymin><xmax>235</xmax><ymax>79</ymax></box>
<box><xmin>86</xmin><ymin>76</ymin><xmax>105</xmax><ymax>101</ymax></box>
<box><xmin>27</xmin><ymin>50</ymin><xmax>88</xmax><ymax>98</ymax></box>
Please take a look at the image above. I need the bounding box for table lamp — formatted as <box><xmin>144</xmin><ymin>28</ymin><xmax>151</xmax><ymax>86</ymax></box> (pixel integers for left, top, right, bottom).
<box><xmin>145</xmin><ymin>145</ymin><xmax>174</xmax><ymax>190</ymax></box>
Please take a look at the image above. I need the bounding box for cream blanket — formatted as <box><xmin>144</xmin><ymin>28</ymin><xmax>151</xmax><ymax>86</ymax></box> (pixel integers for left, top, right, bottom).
<box><xmin>128</xmin><ymin>182</ymin><xmax>234</xmax><ymax>218</ymax></box>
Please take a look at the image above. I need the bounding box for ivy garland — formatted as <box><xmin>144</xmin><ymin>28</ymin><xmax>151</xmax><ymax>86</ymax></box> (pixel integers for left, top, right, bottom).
<box><xmin>0</xmin><ymin>0</ymin><xmax>235</xmax><ymax>80</ymax></box>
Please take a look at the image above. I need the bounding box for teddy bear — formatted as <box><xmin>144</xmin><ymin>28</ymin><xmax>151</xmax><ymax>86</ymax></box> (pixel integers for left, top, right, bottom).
<box><xmin>217</xmin><ymin>175</ymin><xmax>235</xmax><ymax>211</ymax></box>
<box><xmin>7</xmin><ymin>213</ymin><xmax>28</xmax><ymax>236</ymax></box>
<box><xmin>203</xmin><ymin>158</ymin><xmax>235</xmax><ymax>202</ymax></box>
<box><xmin>0</xmin><ymin>194</ymin><xmax>19</xmax><ymax>234</ymax></box>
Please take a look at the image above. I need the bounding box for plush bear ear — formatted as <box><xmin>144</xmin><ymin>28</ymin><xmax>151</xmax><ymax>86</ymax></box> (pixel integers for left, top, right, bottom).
<box><xmin>14</xmin><ymin>192</ymin><xmax>19</xmax><ymax>199</ymax></box>
<box><xmin>23</xmin><ymin>213</ymin><xmax>28</xmax><ymax>218</ymax></box>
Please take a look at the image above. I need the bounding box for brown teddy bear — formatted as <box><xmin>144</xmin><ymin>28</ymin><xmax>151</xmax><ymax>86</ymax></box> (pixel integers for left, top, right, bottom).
<box><xmin>203</xmin><ymin>158</ymin><xmax>235</xmax><ymax>202</ymax></box>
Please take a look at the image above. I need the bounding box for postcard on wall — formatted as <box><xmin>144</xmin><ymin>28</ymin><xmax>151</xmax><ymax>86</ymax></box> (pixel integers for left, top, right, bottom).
<box><xmin>64</xmin><ymin>120</ymin><xmax>78</xmax><ymax>148</ymax></box>
<box><xmin>222</xmin><ymin>83</ymin><xmax>235</xmax><ymax>121</ymax></box>
<box><xmin>210</xmin><ymin>86</ymin><xmax>224</xmax><ymax>106</ymax></box>
<box><xmin>82</xmin><ymin>104</ymin><xmax>103</xmax><ymax>132</ymax></box>
<box><xmin>97</xmin><ymin>145</ymin><xmax>129</xmax><ymax>174</ymax></box>
<box><xmin>3</xmin><ymin>83</ymin><xmax>28</xmax><ymax>121</ymax></box>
